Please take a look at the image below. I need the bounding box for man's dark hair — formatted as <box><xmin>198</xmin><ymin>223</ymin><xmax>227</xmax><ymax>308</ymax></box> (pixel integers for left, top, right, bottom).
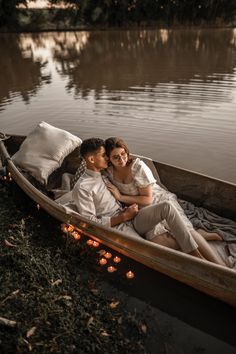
<box><xmin>80</xmin><ymin>138</ymin><xmax>105</xmax><ymax>158</ymax></box>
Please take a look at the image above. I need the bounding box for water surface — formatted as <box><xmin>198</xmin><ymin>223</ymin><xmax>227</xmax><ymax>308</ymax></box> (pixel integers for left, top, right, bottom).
<box><xmin>0</xmin><ymin>29</ymin><xmax>236</xmax><ymax>182</ymax></box>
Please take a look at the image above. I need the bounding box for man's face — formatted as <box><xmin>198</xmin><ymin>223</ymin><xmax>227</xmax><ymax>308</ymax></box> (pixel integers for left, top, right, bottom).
<box><xmin>92</xmin><ymin>146</ymin><xmax>108</xmax><ymax>171</ymax></box>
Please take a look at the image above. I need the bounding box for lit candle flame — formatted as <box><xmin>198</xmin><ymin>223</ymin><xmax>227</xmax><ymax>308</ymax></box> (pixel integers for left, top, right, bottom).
<box><xmin>36</xmin><ymin>204</ymin><xmax>40</xmax><ymax>210</ymax></box>
<box><xmin>61</xmin><ymin>224</ymin><xmax>68</xmax><ymax>233</ymax></box>
<box><xmin>72</xmin><ymin>231</ymin><xmax>81</xmax><ymax>240</ymax></box>
<box><xmin>113</xmin><ymin>256</ymin><xmax>121</xmax><ymax>263</ymax></box>
<box><xmin>67</xmin><ymin>224</ymin><xmax>74</xmax><ymax>232</ymax></box>
<box><xmin>92</xmin><ymin>241</ymin><xmax>99</xmax><ymax>247</ymax></box>
<box><xmin>104</xmin><ymin>252</ymin><xmax>112</xmax><ymax>259</ymax></box>
<box><xmin>126</xmin><ymin>271</ymin><xmax>134</xmax><ymax>279</ymax></box>
<box><xmin>107</xmin><ymin>266</ymin><xmax>116</xmax><ymax>273</ymax></box>
<box><xmin>99</xmin><ymin>258</ymin><xmax>107</xmax><ymax>265</ymax></box>
<box><xmin>87</xmin><ymin>239</ymin><xmax>93</xmax><ymax>246</ymax></box>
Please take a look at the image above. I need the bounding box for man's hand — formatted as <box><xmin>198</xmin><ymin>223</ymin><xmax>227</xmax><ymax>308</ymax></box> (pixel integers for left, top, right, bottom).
<box><xmin>123</xmin><ymin>204</ymin><xmax>139</xmax><ymax>221</ymax></box>
<box><xmin>110</xmin><ymin>204</ymin><xmax>139</xmax><ymax>227</ymax></box>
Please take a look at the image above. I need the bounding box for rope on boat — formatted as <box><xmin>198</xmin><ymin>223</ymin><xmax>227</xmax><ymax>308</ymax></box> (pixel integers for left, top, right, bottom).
<box><xmin>0</xmin><ymin>132</ymin><xmax>10</xmax><ymax>141</ymax></box>
<box><xmin>0</xmin><ymin>133</ymin><xmax>11</xmax><ymax>167</ymax></box>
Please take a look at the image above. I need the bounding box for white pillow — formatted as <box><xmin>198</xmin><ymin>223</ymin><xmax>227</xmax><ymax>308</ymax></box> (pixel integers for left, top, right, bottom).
<box><xmin>12</xmin><ymin>121</ymin><xmax>82</xmax><ymax>185</ymax></box>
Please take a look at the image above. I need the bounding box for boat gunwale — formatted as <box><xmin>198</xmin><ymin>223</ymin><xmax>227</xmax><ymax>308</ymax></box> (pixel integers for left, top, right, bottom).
<box><xmin>134</xmin><ymin>153</ymin><xmax>236</xmax><ymax>188</ymax></box>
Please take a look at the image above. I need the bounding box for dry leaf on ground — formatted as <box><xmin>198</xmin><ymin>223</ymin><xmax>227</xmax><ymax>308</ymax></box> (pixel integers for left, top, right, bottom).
<box><xmin>101</xmin><ymin>331</ymin><xmax>110</xmax><ymax>337</ymax></box>
<box><xmin>26</xmin><ymin>326</ymin><xmax>37</xmax><ymax>338</ymax></box>
<box><xmin>51</xmin><ymin>279</ymin><xmax>62</xmax><ymax>286</ymax></box>
<box><xmin>141</xmin><ymin>324</ymin><xmax>147</xmax><ymax>334</ymax></box>
<box><xmin>109</xmin><ymin>301</ymin><xmax>120</xmax><ymax>309</ymax></box>
<box><xmin>87</xmin><ymin>317</ymin><xmax>94</xmax><ymax>326</ymax></box>
<box><xmin>4</xmin><ymin>239</ymin><xmax>17</xmax><ymax>247</ymax></box>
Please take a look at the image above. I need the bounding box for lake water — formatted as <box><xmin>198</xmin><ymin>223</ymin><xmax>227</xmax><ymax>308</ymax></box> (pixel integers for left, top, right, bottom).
<box><xmin>0</xmin><ymin>29</ymin><xmax>236</xmax><ymax>183</ymax></box>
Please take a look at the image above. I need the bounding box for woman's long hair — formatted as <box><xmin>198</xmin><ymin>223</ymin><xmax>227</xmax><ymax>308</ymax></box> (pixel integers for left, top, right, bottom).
<box><xmin>105</xmin><ymin>137</ymin><xmax>133</xmax><ymax>166</ymax></box>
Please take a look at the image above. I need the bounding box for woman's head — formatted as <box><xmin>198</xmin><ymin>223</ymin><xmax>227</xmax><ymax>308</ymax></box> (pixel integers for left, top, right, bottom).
<box><xmin>105</xmin><ymin>137</ymin><xmax>132</xmax><ymax>167</ymax></box>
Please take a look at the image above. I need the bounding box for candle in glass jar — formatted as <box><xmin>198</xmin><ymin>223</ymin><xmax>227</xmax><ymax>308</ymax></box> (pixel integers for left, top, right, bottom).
<box><xmin>107</xmin><ymin>266</ymin><xmax>116</xmax><ymax>273</ymax></box>
<box><xmin>61</xmin><ymin>224</ymin><xmax>68</xmax><ymax>233</ymax></box>
<box><xmin>126</xmin><ymin>271</ymin><xmax>134</xmax><ymax>279</ymax></box>
<box><xmin>99</xmin><ymin>258</ymin><xmax>107</xmax><ymax>265</ymax></box>
<box><xmin>104</xmin><ymin>252</ymin><xmax>112</xmax><ymax>259</ymax></box>
<box><xmin>72</xmin><ymin>231</ymin><xmax>81</xmax><ymax>240</ymax></box>
<box><xmin>67</xmin><ymin>224</ymin><xmax>74</xmax><ymax>232</ymax></box>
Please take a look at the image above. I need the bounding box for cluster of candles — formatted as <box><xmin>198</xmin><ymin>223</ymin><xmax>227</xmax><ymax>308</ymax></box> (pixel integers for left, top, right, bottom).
<box><xmin>87</xmin><ymin>240</ymin><xmax>134</xmax><ymax>279</ymax></box>
<box><xmin>2</xmin><ymin>172</ymin><xmax>12</xmax><ymax>182</ymax></box>
<box><xmin>61</xmin><ymin>223</ymin><xmax>135</xmax><ymax>279</ymax></box>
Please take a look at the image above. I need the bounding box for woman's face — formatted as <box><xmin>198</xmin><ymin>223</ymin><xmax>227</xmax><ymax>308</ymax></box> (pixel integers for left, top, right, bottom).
<box><xmin>109</xmin><ymin>147</ymin><xmax>128</xmax><ymax>167</ymax></box>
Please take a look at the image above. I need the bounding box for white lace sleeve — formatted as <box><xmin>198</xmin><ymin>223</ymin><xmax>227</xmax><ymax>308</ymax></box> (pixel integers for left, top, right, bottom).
<box><xmin>132</xmin><ymin>158</ymin><xmax>156</xmax><ymax>188</ymax></box>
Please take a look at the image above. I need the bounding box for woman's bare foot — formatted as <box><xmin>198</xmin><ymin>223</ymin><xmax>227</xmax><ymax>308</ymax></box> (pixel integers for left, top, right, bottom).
<box><xmin>197</xmin><ymin>229</ymin><xmax>223</xmax><ymax>241</ymax></box>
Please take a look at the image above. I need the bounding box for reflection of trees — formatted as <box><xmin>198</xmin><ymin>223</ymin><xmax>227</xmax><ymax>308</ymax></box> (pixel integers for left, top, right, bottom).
<box><xmin>22</xmin><ymin>31</ymin><xmax>90</xmax><ymax>68</ymax></box>
<box><xmin>0</xmin><ymin>34</ymin><xmax>51</xmax><ymax>112</ymax></box>
<box><xmin>17</xmin><ymin>31</ymin><xmax>89</xmax><ymax>79</ymax></box>
<box><xmin>3</xmin><ymin>29</ymin><xmax>235</xmax><ymax>107</ymax></box>
<box><xmin>53</xmin><ymin>29</ymin><xmax>236</xmax><ymax>100</ymax></box>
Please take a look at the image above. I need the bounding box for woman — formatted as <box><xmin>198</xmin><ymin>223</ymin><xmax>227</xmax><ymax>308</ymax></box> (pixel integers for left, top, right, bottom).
<box><xmin>104</xmin><ymin>137</ymin><xmax>225</xmax><ymax>266</ymax></box>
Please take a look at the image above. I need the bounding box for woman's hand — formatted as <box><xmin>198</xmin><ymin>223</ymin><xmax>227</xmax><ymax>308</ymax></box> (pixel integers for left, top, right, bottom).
<box><xmin>106</xmin><ymin>181</ymin><xmax>122</xmax><ymax>201</ymax></box>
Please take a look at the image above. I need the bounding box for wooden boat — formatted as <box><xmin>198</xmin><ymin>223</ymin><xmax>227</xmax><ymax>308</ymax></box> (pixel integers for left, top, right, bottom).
<box><xmin>1</xmin><ymin>133</ymin><xmax>236</xmax><ymax>307</ymax></box>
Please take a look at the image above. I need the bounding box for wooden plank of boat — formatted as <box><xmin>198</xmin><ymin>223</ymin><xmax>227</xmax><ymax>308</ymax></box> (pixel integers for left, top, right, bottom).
<box><xmin>1</xmin><ymin>134</ymin><xmax>236</xmax><ymax>308</ymax></box>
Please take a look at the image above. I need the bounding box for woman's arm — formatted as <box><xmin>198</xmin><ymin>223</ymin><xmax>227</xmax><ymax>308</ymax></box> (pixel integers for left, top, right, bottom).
<box><xmin>107</xmin><ymin>182</ymin><xmax>153</xmax><ymax>207</ymax></box>
<box><xmin>121</xmin><ymin>185</ymin><xmax>153</xmax><ymax>206</ymax></box>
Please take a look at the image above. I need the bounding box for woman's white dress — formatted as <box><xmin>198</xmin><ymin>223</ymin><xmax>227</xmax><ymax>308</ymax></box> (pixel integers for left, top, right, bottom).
<box><xmin>105</xmin><ymin>158</ymin><xmax>194</xmax><ymax>240</ymax></box>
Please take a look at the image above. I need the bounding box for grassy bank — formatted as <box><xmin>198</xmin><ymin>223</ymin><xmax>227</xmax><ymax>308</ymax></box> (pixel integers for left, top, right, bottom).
<box><xmin>0</xmin><ymin>178</ymin><xmax>153</xmax><ymax>354</ymax></box>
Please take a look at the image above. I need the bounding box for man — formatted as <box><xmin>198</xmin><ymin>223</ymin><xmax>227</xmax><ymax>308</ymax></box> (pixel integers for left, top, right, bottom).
<box><xmin>72</xmin><ymin>138</ymin><xmax>209</xmax><ymax>259</ymax></box>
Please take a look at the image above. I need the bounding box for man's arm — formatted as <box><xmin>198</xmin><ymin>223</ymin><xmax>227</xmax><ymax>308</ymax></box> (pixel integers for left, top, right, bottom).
<box><xmin>110</xmin><ymin>204</ymin><xmax>139</xmax><ymax>226</ymax></box>
<box><xmin>73</xmin><ymin>186</ymin><xmax>138</xmax><ymax>228</ymax></box>
<box><xmin>73</xmin><ymin>187</ymin><xmax>111</xmax><ymax>226</ymax></box>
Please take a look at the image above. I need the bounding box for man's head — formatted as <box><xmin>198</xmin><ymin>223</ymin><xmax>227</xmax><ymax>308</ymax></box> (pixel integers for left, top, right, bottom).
<box><xmin>80</xmin><ymin>138</ymin><xmax>108</xmax><ymax>171</ymax></box>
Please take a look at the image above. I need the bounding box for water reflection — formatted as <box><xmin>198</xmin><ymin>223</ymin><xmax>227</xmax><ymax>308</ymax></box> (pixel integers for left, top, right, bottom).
<box><xmin>0</xmin><ymin>34</ymin><xmax>51</xmax><ymax>112</ymax></box>
<box><xmin>53</xmin><ymin>29</ymin><xmax>236</xmax><ymax>99</ymax></box>
<box><xmin>1</xmin><ymin>29</ymin><xmax>236</xmax><ymax>104</ymax></box>
<box><xmin>0</xmin><ymin>30</ymin><xmax>236</xmax><ymax>182</ymax></box>
<box><xmin>19</xmin><ymin>31</ymin><xmax>89</xmax><ymax>64</ymax></box>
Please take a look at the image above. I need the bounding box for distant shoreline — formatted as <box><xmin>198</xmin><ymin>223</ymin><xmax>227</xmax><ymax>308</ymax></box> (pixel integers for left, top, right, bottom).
<box><xmin>0</xmin><ymin>22</ymin><xmax>235</xmax><ymax>33</ymax></box>
<box><xmin>1</xmin><ymin>4</ymin><xmax>235</xmax><ymax>34</ymax></box>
